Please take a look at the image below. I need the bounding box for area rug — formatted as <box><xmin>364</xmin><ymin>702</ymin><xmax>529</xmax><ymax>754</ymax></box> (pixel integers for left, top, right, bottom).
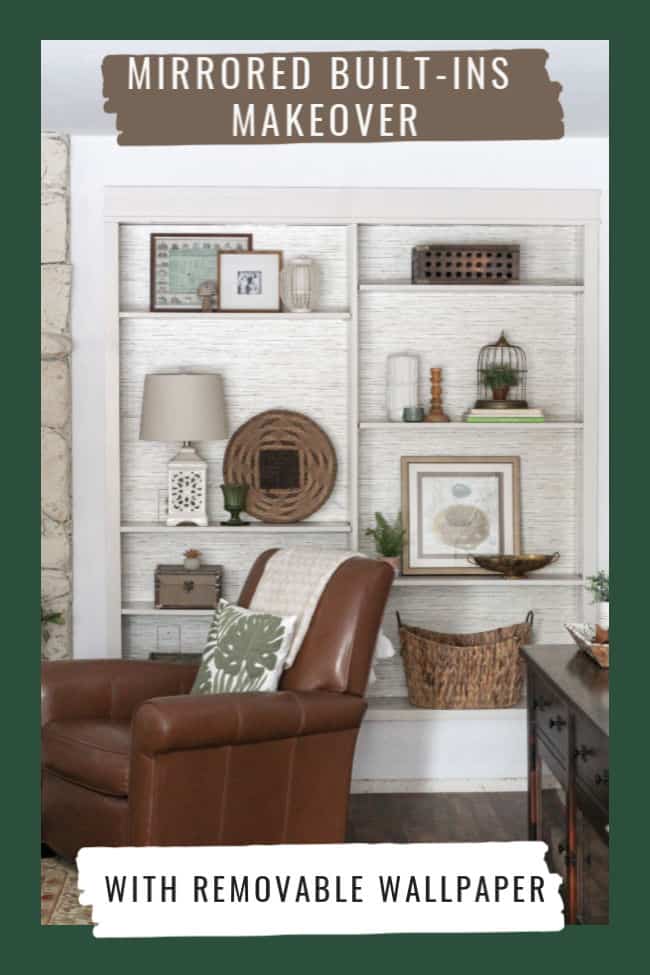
<box><xmin>41</xmin><ymin>856</ymin><xmax>92</xmax><ymax>925</ymax></box>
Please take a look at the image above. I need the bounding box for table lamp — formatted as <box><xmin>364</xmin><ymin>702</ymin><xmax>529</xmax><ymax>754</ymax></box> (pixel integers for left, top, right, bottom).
<box><xmin>140</xmin><ymin>372</ymin><xmax>228</xmax><ymax>527</ymax></box>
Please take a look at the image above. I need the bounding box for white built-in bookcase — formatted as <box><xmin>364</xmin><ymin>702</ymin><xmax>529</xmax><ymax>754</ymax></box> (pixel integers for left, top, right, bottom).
<box><xmin>105</xmin><ymin>187</ymin><xmax>600</xmax><ymax>715</ymax></box>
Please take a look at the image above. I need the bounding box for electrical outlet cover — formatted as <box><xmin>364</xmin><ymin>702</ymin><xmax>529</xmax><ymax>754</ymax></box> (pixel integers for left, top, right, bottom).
<box><xmin>156</xmin><ymin>624</ymin><xmax>180</xmax><ymax>652</ymax></box>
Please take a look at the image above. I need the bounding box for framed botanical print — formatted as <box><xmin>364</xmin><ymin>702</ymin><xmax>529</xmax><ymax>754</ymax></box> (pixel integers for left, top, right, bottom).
<box><xmin>218</xmin><ymin>250</ymin><xmax>282</xmax><ymax>312</ymax></box>
<box><xmin>401</xmin><ymin>456</ymin><xmax>521</xmax><ymax>575</ymax></box>
<box><xmin>150</xmin><ymin>233</ymin><xmax>252</xmax><ymax>312</ymax></box>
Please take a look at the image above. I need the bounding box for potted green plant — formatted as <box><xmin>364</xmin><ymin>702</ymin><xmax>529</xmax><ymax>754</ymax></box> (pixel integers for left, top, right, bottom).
<box><xmin>481</xmin><ymin>364</ymin><xmax>519</xmax><ymax>402</ymax></box>
<box><xmin>365</xmin><ymin>512</ymin><xmax>405</xmax><ymax>576</ymax></box>
<box><xmin>586</xmin><ymin>570</ymin><xmax>609</xmax><ymax>628</ymax></box>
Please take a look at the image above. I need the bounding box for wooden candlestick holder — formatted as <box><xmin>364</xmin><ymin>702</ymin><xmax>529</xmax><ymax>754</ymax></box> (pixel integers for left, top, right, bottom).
<box><xmin>424</xmin><ymin>367</ymin><xmax>450</xmax><ymax>422</ymax></box>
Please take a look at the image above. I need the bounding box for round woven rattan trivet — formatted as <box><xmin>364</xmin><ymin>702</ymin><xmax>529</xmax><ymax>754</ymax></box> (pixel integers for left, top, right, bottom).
<box><xmin>222</xmin><ymin>409</ymin><xmax>337</xmax><ymax>523</ymax></box>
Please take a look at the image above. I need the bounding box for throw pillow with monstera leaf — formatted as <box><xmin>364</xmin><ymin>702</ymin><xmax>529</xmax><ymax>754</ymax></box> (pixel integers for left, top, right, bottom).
<box><xmin>191</xmin><ymin>599</ymin><xmax>297</xmax><ymax>695</ymax></box>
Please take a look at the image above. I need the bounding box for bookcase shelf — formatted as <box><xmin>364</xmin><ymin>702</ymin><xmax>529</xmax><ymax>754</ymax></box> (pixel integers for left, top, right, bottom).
<box><xmin>118</xmin><ymin>310</ymin><xmax>351</xmax><ymax>321</ymax></box>
<box><xmin>392</xmin><ymin>575</ymin><xmax>584</xmax><ymax>588</ymax></box>
<box><xmin>359</xmin><ymin>281</ymin><xmax>584</xmax><ymax>294</ymax></box>
<box><xmin>364</xmin><ymin>696</ymin><xmax>525</xmax><ymax>721</ymax></box>
<box><xmin>106</xmin><ymin>188</ymin><xmax>599</xmax><ymax>692</ymax></box>
<box><xmin>122</xmin><ymin>602</ymin><xmax>213</xmax><ymax>617</ymax></box>
<box><xmin>120</xmin><ymin>521</ymin><xmax>352</xmax><ymax>534</ymax></box>
<box><xmin>360</xmin><ymin>421</ymin><xmax>584</xmax><ymax>430</ymax></box>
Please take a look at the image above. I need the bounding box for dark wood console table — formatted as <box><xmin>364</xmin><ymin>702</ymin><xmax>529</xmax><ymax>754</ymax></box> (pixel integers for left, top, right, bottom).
<box><xmin>522</xmin><ymin>644</ymin><xmax>609</xmax><ymax>925</ymax></box>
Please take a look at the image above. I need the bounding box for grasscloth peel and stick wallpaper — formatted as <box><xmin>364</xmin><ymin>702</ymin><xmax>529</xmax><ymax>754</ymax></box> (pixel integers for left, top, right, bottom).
<box><xmin>119</xmin><ymin>219</ymin><xmax>584</xmax><ymax>690</ymax></box>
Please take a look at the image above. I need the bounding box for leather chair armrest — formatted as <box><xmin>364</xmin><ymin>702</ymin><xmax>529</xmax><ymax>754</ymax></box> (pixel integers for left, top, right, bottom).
<box><xmin>131</xmin><ymin>689</ymin><xmax>367</xmax><ymax>755</ymax></box>
<box><xmin>41</xmin><ymin>659</ymin><xmax>198</xmax><ymax>725</ymax></box>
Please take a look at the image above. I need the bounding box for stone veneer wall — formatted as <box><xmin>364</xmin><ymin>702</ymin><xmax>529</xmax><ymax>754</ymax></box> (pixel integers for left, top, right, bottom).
<box><xmin>41</xmin><ymin>133</ymin><xmax>72</xmax><ymax>659</ymax></box>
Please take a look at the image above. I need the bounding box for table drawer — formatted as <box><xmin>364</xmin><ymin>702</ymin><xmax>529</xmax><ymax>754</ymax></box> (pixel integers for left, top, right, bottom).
<box><xmin>574</xmin><ymin>715</ymin><xmax>609</xmax><ymax>812</ymax></box>
<box><xmin>531</xmin><ymin>671</ymin><xmax>570</xmax><ymax>762</ymax></box>
<box><xmin>537</xmin><ymin>734</ymin><xmax>568</xmax><ymax>789</ymax></box>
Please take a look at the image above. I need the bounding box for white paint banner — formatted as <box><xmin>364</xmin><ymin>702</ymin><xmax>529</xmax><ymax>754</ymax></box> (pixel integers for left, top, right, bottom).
<box><xmin>77</xmin><ymin>842</ymin><xmax>563</xmax><ymax>938</ymax></box>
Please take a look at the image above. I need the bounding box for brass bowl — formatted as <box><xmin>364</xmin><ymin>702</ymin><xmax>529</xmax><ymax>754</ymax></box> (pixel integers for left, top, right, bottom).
<box><xmin>467</xmin><ymin>552</ymin><xmax>560</xmax><ymax>578</ymax></box>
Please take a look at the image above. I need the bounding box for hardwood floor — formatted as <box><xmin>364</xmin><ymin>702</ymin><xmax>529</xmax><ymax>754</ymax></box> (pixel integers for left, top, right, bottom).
<box><xmin>346</xmin><ymin>792</ymin><xmax>528</xmax><ymax>843</ymax></box>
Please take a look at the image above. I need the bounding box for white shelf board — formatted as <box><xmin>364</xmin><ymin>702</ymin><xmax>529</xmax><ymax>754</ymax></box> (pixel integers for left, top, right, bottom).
<box><xmin>120</xmin><ymin>521</ymin><xmax>352</xmax><ymax>534</ymax></box>
<box><xmin>360</xmin><ymin>421</ymin><xmax>583</xmax><ymax>430</ymax></box>
<box><xmin>365</xmin><ymin>696</ymin><xmax>525</xmax><ymax>721</ymax></box>
<box><xmin>122</xmin><ymin>603</ymin><xmax>213</xmax><ymax>617</ymax></box>
<box><xmin>359</xmin><ymin>281</ymin><xmax>584</xmax><ymax>294</ymax></box>
<box><xmin>392</xmin><ymin>575</ymin><xmax>584</xmax><ymax>588</ymax></box>
<box><xmin>119</xmin><ymin>310</ymin><xmax>351</xmax><ymax>321</ymax></box>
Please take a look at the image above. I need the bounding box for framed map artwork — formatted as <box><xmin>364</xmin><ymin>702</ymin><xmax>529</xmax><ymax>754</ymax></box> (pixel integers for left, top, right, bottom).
<box><xmin>150</xmin><ymin>233</ymin><xmax>252</xmax><ymax>311</ymax></box>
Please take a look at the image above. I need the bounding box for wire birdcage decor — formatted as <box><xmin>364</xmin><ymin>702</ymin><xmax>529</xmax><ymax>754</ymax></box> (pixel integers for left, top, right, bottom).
<box><xmin>475</xmin><ymin>331</ymin><xmax>528</xmax><ymax>409</ymax></box>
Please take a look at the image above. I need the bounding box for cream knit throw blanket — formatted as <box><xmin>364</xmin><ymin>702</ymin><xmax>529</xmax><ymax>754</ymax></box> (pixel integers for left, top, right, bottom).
<box><xmin>249</xmin><ymin>547</ymin><xmax>395</xmax><ymax>677</ymax></box>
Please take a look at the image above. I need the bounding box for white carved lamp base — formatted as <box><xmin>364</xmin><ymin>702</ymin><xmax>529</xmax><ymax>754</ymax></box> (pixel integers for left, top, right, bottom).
<box><xmin>166</xmin><ymin>444</ymin><xmax>208</xmax><ymax>527</ymax></box>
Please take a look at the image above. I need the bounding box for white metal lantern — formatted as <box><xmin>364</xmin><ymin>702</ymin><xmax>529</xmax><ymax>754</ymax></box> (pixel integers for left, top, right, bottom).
<box><xmin>386</xmin><ymin>353</ymin><xmax>419</xmax><ymax>421</ymax></box>
<box><xmin>280</xmin><ymin>257</ymin><xmax>319</xmax><ymax>312</ymax></box>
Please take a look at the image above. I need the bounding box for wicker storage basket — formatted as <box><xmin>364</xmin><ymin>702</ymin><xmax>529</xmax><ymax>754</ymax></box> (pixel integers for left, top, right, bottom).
<box><xmin>397</xmin><ymin>611</ymin><xmax>533</xmax><ymax>709</ymax></box>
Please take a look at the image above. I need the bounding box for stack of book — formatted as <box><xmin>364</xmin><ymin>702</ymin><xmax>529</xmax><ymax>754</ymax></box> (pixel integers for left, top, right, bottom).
<box><xmin>464</xmin><ymin>408</ymin><xmax>545</xmax><ymax>423</ymax></box>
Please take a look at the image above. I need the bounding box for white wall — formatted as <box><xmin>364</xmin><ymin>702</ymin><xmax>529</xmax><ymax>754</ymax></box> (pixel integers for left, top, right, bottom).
<box><xmin>70</xmin><ymin>135</ymin><xmax>608</xmax><ymax>658</ymax></box>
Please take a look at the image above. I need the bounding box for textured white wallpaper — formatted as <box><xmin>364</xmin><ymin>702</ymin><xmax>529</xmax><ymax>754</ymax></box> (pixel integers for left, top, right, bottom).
<box><xmin>359</xmin><ymin>427</ymin><xmax>581</xmax><ymax>572</ymax></box>
<box><xmin>120</xmin><ymin>224</ymin><xmax>350</xmax><ymax>312</ymax></box>
<box><xmin>120</xmin><ymin>319</ymin><xmax>349</xmax><ymax>524</ymax></box>
<box><xmin>359</xmin><ymin>224</ymin><xmax>582</xmax><ymax>283</ymax></box>
<box><xmin>370</xmin><ymin>584</ymin><xmax>582</xmax><ymax>698</ymax></box>
<box><xmin>360</xmin><ymin>292</ymin><xmax>580</xmax><ymax>422</ymax></box>
<box><xmin>119</xmin><ymin>220</ymin><xmax>586</xmax><ymax>670</ymax></box>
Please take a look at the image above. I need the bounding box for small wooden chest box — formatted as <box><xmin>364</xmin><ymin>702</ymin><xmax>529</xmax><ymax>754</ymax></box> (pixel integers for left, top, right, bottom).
<box><xmin>154</xmin><ymin>564</ymin><xmax>223</xmax><ymax>610</ymax></box>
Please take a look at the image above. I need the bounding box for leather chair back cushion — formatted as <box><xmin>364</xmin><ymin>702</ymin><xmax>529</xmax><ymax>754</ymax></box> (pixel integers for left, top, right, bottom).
<box><xmin>239</xmin><ymin>550</ymin><xmax>392</xmax><ymax>696</ymax></box>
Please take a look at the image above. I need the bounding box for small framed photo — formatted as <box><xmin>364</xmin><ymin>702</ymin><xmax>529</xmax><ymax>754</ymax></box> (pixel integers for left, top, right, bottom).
<box><xmin>401</xmin><ymin>455</ymin><xmax>521</xmax><ymax>575</ymax></box>
<box><xmin>150</xmin><ymin>233</ymin><xmax>252</xmax><ymax>312</ymax></box>
<box><xmin>218</xmin><ymin>251</ymin><xmax>283</xmax><ymax>312</ymax></box>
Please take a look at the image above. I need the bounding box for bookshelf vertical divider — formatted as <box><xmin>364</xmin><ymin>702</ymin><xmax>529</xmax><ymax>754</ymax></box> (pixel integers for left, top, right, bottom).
<box><xmin>347</xmin><ymin>222</ymin><xmax>360</xmax><ymax>551</ymax></box>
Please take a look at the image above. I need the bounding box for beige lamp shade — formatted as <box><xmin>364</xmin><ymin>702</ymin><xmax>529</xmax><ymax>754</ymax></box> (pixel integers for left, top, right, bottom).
<box><xmin>139</xmin><ymin>373</ymin><xmax>228</xmax><ymax>443</ymax></box>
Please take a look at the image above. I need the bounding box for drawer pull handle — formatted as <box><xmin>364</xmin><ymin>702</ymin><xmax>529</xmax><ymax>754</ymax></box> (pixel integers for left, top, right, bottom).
<box><xmin>574</xmin><ymin>745</ymin><xmax>595</xmax><ymax>762</ymax></box>
<box><xmin>549</xmin><ymin>716</ymin><xmax>566</xmax><ymax>730</ymax></box>
<box><xmin>534</xmin><ymin>697</ymin><xmax>551</xmax><ymax>711</ymax></box>
<box><xmin>595</xmin><ymin>770</ymin><xmax>609</xmax><ymax>786</ymax></box>
<box><xmin>183</xmin><ymin>580</ymin><xmax>195</xmax><ymax>593</ymax></box>
<box><xmin>556</xmin><ymin>842</ymin><xmax>576</xmax><ymax>866</ymax></box>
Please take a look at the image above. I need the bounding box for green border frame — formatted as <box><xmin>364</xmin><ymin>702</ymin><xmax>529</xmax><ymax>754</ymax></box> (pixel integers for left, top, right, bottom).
<box><xmin>17</xmin><ymin>22</ymin><xmax>639</xmax><ymax>971</ymax></box>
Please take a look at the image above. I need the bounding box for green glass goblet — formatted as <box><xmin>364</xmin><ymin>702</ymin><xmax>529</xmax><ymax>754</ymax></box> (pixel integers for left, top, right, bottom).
<box><xmin>220</xmin><ymin>484</ymin><xmax>249</xmax><ymax>526</ymax></box>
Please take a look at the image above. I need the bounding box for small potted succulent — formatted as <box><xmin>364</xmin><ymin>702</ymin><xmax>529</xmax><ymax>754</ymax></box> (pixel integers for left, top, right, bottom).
<box><xmin>365</xmin><ymin>512</ymin><xmax>405</xmax><ymax>576</ymax></box>
<box><xmin>183</xmin><ymin>548</ymin><xmax>202</xmax><ymax>571</ymax></box>
<box><xmin>481</xmin><ymin>364</ymin><xmax>519</xmax><ymax>402</ymax></box>
<box><xmin>586</xmin><ymin>570</ymin><xmax>609</xmax><ymax>628</ymax></box>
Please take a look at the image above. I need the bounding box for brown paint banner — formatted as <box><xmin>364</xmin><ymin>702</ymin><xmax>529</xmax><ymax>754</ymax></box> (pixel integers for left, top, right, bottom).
<box><xmin>103</xmin><ymin>49</ymin><xmax>563</xmax><ymax>145</ymax></box>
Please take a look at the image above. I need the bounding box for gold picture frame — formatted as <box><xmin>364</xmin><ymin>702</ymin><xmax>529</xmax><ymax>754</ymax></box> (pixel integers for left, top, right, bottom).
<box><xmin>401</xmin><ymin>455</ymin><xmax>521</xmax><ymax>575</ymax></box>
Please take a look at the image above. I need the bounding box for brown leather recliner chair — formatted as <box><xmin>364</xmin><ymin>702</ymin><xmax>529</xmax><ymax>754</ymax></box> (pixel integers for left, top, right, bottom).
<box><xmin>41</xmin><ymin>550</ymin><xmax>393</xmax><ymax>858</ymax></box>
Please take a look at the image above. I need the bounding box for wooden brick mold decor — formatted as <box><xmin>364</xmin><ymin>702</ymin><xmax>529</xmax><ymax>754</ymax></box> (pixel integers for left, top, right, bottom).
<box><xmin>41</xmin><ymin>133</ymin><xmax>72</xmax><ymax>659</ymax></box>
<box><xmin>412</xmin><ymin>244</ymin><xmax>520</xmax><ymax>284</ymax></box>
<box><xmin>223</xmin><ymin>409</ymin><xmax>337</xmax><ymax>523</ymax></box>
